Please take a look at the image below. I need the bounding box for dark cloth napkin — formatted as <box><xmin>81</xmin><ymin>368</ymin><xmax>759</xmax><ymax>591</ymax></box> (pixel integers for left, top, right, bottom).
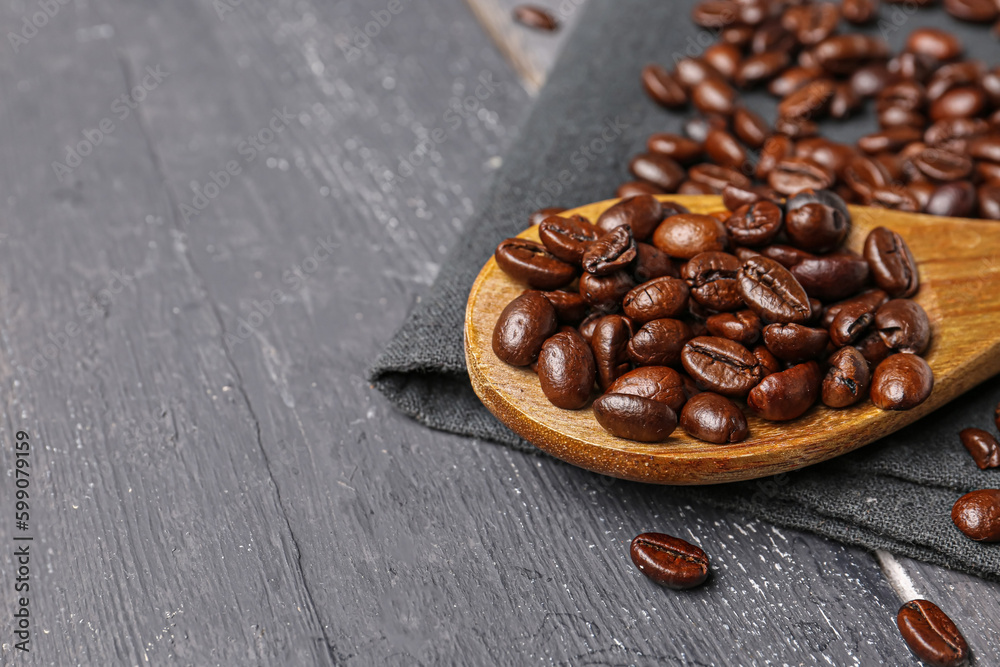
<box><xmin>370</xmin><ymin>1</ymin><xmax>1000</xmax><ymax>580</ymax></box>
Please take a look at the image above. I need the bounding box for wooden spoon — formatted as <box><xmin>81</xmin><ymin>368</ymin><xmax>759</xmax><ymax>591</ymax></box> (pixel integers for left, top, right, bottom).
<box><xmin>464</xmin><ymin>195</ymin><xmax>1000</xmax><ymax>485</ymax></box>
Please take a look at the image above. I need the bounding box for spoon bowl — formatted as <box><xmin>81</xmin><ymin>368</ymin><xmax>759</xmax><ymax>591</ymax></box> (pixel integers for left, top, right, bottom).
<box><xmin>464</xmin><ymin>195</ymin><xmax>1000</xmax><ymax>484</ymax></box>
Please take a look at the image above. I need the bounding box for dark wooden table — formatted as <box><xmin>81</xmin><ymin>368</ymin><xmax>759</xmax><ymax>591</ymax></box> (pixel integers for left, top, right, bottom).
<box><xmin>1</xmin><ymin>0</ymin><xmax>997</xmax><ymax>664</ymax></box>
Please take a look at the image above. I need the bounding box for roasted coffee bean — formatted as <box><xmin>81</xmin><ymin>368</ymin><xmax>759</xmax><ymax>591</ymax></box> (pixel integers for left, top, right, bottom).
<box><xmin>633</xmin><ymin>242</ymin><xmax>678</xmax><ymax>282</ymax></box>
<box><xmin>850</xmin><ymin>63</ymin><xmax>894</xmax><ymax>98</ymax></box>
<box><xmin>755</xmin><ymin>135</ymin><xmax>794</xmax><ymax>181</ymax></box>
<box><xmin>926</xmin><ymin>62</ymin><xmax>984</xmax><ymax>101</ymax></box>
<box><xmin>692</xmin><ymin>77</ymin><xmax>738</xmax><ymax>115</ymax></box>
<box><xmin>580</xmin><ymin>270</ymin><xmax>636</xmax><ymax>313</ymax></box>
<box><xmin>647</xmin><ymin>133</ymin><xmax>703</xmax><ymax>164</ymax></box>
<box><xmin>705</xmin><ymin>129</ymin><xmax>748</xmax><ymax>170</ymax></box>
<box><xmin>858</xmin><ymin>127</ymin><xmax>923</xmax><ymax>154</ymax></box>
<box><xmin>681</xmin><ymin>336</ymin><xmax>765</xmax><ymax>397</ymax></box>
<box><xmin>492</xmin><ymin>292</ymin><xmax>559</xmax><ymax>366</ymax></box>
<box><xmin>875</xmin><ymin>298</ymin><xmax>931</xmax><ymax>354</ymax></box>
<box><xmin>815</xmin><ymin>35</ymin><xmax>888</xmax><ymax>75</ymax></box>
<box><xmin>617</xmin><ymin>181</ymin><xmax>665</xmax><ymax>198</ymax></box>
<box><xmin>877</xmin><ymin>80</ymin><xmax>926</xmax><ymax>113</ymax></box>
<box><xmin>871</xmin><ymin>353</ymin><xmax>934</xmax><ymax>410</ymax></box>
<box><xmin>842</xmin><ymin>0</ymin><xmax>880</xmax><ymax>24</ymax></box>
<box><xmin>628</xmin><ymin>319</ymin><xmax>693</xmax><ymax>367</ymax></box>
<box><xmin>753</xmin><ymin>344</ymin><xmax>782</xmax><ymax>376</ymax></box>
<box><xmin>752</xmin><ymin>17</ymin><xmax>797</xmax><ymax>54</ymax></box>
<box><xmin>682</xmin><ymin>251</ymin><xmax>743</xmax><ymax>311</ymax></box>
<box><xmin>926</xmin><ymin>117</ymin><xmax>989</xmax><ymax>151</ymax></box>
<box><xmin>969</xmin><ymin>132</ymin><xmax>1000</xmax><ymax>163</ymax></box>
<box><xmin>770</xmin><ymin>66</ymin><xmax>825</xmax><ymax>98</ymax></box>
<box><xmin>768</xmin><ymin>157</ymin><xmax>835</xmax><ymax>195</ymax></box>
<box><xmin>495</xmin><ymin>238</ymin><xmax>577</xmax><ymax>290</ymax></box>
<box><xmin>630</xmin><ymin>153</ymin><xmax>686</xmax><ymax>192</ymax></box>
<box><xmin>787</xmin><ymin>187</ymin><xmax>852</xmax><ymax>223</ymax></box>
<box><xmin>704</xmin><ymin>42</ymin><xmax>741</xmax><ymax>80</ymax></box>
<box><xmin>907</xmin><ymin>28</ymin><xmax>962</xmax><ymax>61</ymax></box>
<box><xmin>855</xmin><ymin>330</ymin><xmax>895</xmax><ymax>367</ymax></box>
<box><xmin>829</xmin><ymin>298</ymin><xmax>877</xmax><ymax>346</ymax></box>
<box><xmin>623</xmin><ymin>277</ymin><xmax>690</xmax><ymax>323</ymax></box>
<box><xmin>785</xmin><ymin>203</ymin><xmax>848</xmax><ymax>253</ymax></box>
<box><xmin>706</xmin><ymin>310</ymin><xmax>762</xmax><ymax>346</ymax></box>
<box><xmin>537</xmin><ymin>330</ymin><xmax>596</xmax><ymax>409</ymax></box>
<box><xmin>689</xmin><ymin>163</ymin><xmax>752</xmax><ymax>190</ymax></box>
<box><xmin>684</xmin><ymin>115</ymin><xmax>726</xmax><ymax>143</ymax></box>
<box><xmin>911</xmin><ymin>148</ymin><xmax>973</xmax><ymax>181</ymax></box>
<box><xmin>944</xmin><ymin>0</ymin><xmax>998</xmax><ymax>22</ymax></box>
<box><xmin>888</xmin><ymin>50</ymin><xmax>936</xmax><ymax>82</ymax></box>
<box><xmin>760</xmin><ymin>244</ymin><xmax>816</xmax><ymax>269</ymax></box>
<box><xmin>725</xmin><ymin>201</ymin><xmax>783</xmax><ymax>247</ymax></box>
<box><xmin>791</xmin><ymin>251</ymin><xmax>870</xmax><ymax>302</ymax></box>
<box><xmin>762</xmin><ymin>323</ymin><xmax>829</xmax><ymax>362</ymax></box>
<box><xmin>591</xmin><ymin>315</ymin><xmax>633</xmax><ymax>390</ymax></box>
<box><xmin>680</xmin><ymin>392</ymin><xmax>749</xmax><ymax>443</ymax></box>
<box><xmin>908</xmin><ymin>181</ymin><xmax>938</xmax><ymax>211</ymax></box>
<box><xmin>844</xmin><ymin>155</ymin><xmax>891</xmax><ymax>201</ymax></box>
<box><xmin>538</xmin><ymin>214</ymin><xmax>599</xmax><ymax>264</ymax></box>
<box><xmin>721</xmin><ymin>183</ymin><xmax>778</xmax><ymax>210</ymax></box>
<box><xmin>782</xmin><ymin>3</ymin><xmax>840</xmax><ymax>45</ymax></box>
<box><xmin>630</xmin><ymin>532</ymin><xmax>709</xmax><ymax>588</ymax></box>
<box><xmin>577</xmin><ymin>312</ymin><xmax>602</xmax><ymax>345</ymax></box>
<box><xmin>529</xmin><ymin>207</ymin><xmax>567</xmax><ymax>226</ymax></box>
<box><xmin>676</xmin><ymin>57</ymin><xmax>725</xmax><ymax>88</ymax></box>
<box><xmin>896</xmin><ymin>600</ymin><xmax>970</xmax><ymax>667</ymax></box>
<box><xmin>982</xmin><ymin>183</ymin><xmax>1000</xmax><ymax>219</ymax></box>
<box><xmin>512</xmin><ymin>4</ymin><xmax>558</xmax><ymax>30</ymax></box>
<box><xmin>830</xmin><ymin>82</ymin><xmax>863</xmax><ymax>118</ymax></box>
<box><xmin>951</xmin><ymin>489</ymin><xmax>1000</xmax><ymax>542</ymax></box>
<box><xmin>595</xmin><ymin>196</ymin><xmax>668</xmax><ymax>242</ymax></box>
<box><xmin>735</xmin><ymin>51</ymin><xmax>790</xmax><ymax>87</ymax></box>
<box><xmin>960</xmin><ymin>427</ymin><xmax>1000</xmax><ymax>469</ymax></box>
<box><xmin>583</xmin><ymin>226</ymin><xmax>637</xmax><ymax>276</ymax></box>
<box><xmin>870</xmin><ymin>185</ymin><xmax>921</xmax><ymax>212</ymax></box>
<box><xmin>732</xmin><ymin>107</ymin><xmax>769</xmax><ymax>148</ymax></box>
<box><xmin>778</xmin><ymin>78</ymin><xmax>836</xmax><ymax>119</ymax></box>
<box><xmin>679</xmin><ymin>180</ymin><xmax>718</xmax><ymax>195</ymax></box>
<box><xmin>721</xmin><ymin>24</ymin><xmax>755</xmax><ymax>47</ymax></box>
<box><xmin>878</xmin><ymin>105</ymin><xmax>927</xmax><ymax>130</ymax></box>
<box><xmin>823</xmin><ymin>346</ymin><xmax>872</xmax><ymax>407</ymax></box>
<box><xmin>653</xmin><ymin>213</ymin><xmax>729</xmax><ymax>259</ymax></box>
<box><xmin>931</xmin><ymin>86</ymin><xmax>986</xmax><ymax>120</ymax></box>
<box><xmin>641</xmin><ymin>64</ymin><xmax>688</xmax><ymax>108</ymax></box>
<box><xmin>534</xmin><ymin>290</ymin><xmax>589</xmax><ymax>325</ymax></box>
<box><xmin>738</xmin><ymin>256</ymin><xmax>813</xmax><ymax>324</ymax></box>
<box><xmin>776</xmin><ymin>115</ymin><xmax>821</xmax><ymax>139</ymax></box>
<box><xmin>748</xmin><ymin>360</ymin><xmax>821</xmax><ymax>420</ymax></box>
<box><xmin>864</xmin><ymin>226</ymin><xmax>920</xmax><ymax>297</ymax></box>
<box><xmin>594</xmin><ymin>394</ymin><xmax>677</xmax><ymax>442</ymax></box>
<box><xmin>608</xmin><ymin>366</ymin><xmax>690</xmax><ymax>413</ymax></box>
<box><xmin>925</xmin><ymin>182</ymin><xmax>977</xmax><ymax>217</ymax></box>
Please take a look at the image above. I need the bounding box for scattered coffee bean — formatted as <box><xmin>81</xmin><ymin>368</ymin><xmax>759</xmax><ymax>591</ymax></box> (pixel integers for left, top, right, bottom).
<box><xmin>512</xmin><ymin>5</ymin><xmax>558</xmax><ymax>31</ymax></box>
<box><xmin>871</xmin><ymin>353</ymin><xmax>934</xmax><ymax>410</ymax></box>
<box><xmin>593</xmin><ymin>394</ymin><xmax>677</xmax><ymax>442</ymax></box>
<box><xmin>951</xmin><ymin>489</ymin><xmax>1000</xmax><ymax>542</ymax></box>
<box><xmin>960</xmin><ymin>427</ymin><xmax>1000</xmax><ymax>469</ymax></box>
<box><xmin>629</xmin><ymin>532</ymin><xmax>710</xmax><ymax>589</ymax></box>
<box><xmin>896</xmin><ymin>599</ymin><xmax>969</xmax><ymax>667</ymax></box>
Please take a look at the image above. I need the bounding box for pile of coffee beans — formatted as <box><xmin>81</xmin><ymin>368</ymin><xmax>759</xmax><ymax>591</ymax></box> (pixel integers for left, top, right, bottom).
<box><xmin>492</xmin><ymin>188</ymin><xmax>932</xmax><ymax>443</ymax></box>
<box><xmin>626</xmin><ymin>0</ymin><xmax>1000</xmax><ymax>220</ymax></box>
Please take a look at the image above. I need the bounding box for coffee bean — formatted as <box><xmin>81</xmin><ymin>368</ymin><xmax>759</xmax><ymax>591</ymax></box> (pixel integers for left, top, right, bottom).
<box><xmin>594</xmin><ymin>394</ymin><xmax>677</xmax><ymax>442</ymax></box>
<box><xmin>768</xmin><ymin>157</ymin><xmax>835</xmax><ymax>195</ymax></box>
<box><xmin>577</xmin><ymin>312</ymin><xmax>602</xmax><ymax>345</ymax></box>
<box><xmin>725</xmin><ymin>201</ymin><xmax>784</xmax><ymax>247</ymax></box>
<box><xmin>632</xmin><ymin>243</ymin><xmax>677</xmax><ymax>283</ymax></box>
<box><xmin>858</xmin><ymin>127</ymin><xmax>923</xmax><ymax>154</ymax></box>
<box><xmin>647</xmin><ymin>133</ymin><xmax>703</xmax><ymax>164</ymax></box>
<box><xmin>735</xmin><ymin>51</ymin><xmax>790</xmax><ymax>88</ymax></box>
<box><xmin>896</xmin><ymin>600</ymin><xmax>970</xmax><ymax>667</ymax></box>
<box><xmin>630</xmin><ymin>153</ymin><xmax>686</xmax><ymax>192</ymax></box>
<box><xmin>496</xmin><ymin>238</ymin><xmax>577</xmax><ymax>290</ymax></box>
<box><xmin>608</xmin><ymin>366</ymin><xmax>690</xmax><ymax>413</ymax></box>
<box><xmin>534</xmin><ymin>290</ymin><xmax>589</xmax><ymax>325</ymax></box>
<box><xmin>682</xmin><ymin>251</ymin><xmax>744</xmax><ymax>311</ymax></box>
<box><xmin>689</xmin><ymin>163</ymin><xmax>752</xmax><ymax>190</ymax></box>
<box><xmin>907</xmin><ymin>28</ymin><xmax>962</xmax><ymax>61</ymax></box>
<box><xmin>581</xmin><ymin>262</ymin><xmax>636</xmax><ymax>308</ymax></box>
<box><xmin>692</xmin><ymin>77</ymin><xmax>738</xmax><ymax>115</ymax></box>
<box><xmin>512</xmin><ymin>5</ymin><xmax>558</xmax><ymax>31</ymax></box>
<box><xmin>951</xmin><ymin>489</ymin><xmax>1000</xmax><ymax>541</ymax></box>
<box><xmin>979</xmin><ymin>183</ymin><xmax>1000</xmax><ymax>220</ymax></box>
<box><xmin>706</xmin><ymin>310</ymin><xmax>762</xmax><ymax>346</ymax></box>
<box><xmin>679</xmin><ymin>180</ymin><xmax>718</xmax><ymax>195</ymax></box>
<box><xmin>753</xmin><ymin>344</ymin><xmax>782</xmax><ymax>376</ymax></box>
<box><xmin>770</xmin><ymin>66</ymin><xmax>826</xmax><ymax>98</ymax></box>
<box><xmin>704</xmin><ymin>42</ymin><xmax>741</xmax><ymax>81</ymax></box>
<box><xmin>815</xmin><ymin>35</ymin><xmax>888</xmax><ymax>75</ymax></box>
<box><xmin>762</xmin><ymin>323</ymin><xmax>829</xmax><ymax>362</ymax></box>
<box><xmin>871</xmin><ymin>353</ymin><xmax>934</xmax><ymax>410</ymax></box>
<box><xmin>738</xmin><ymin>255</ymin><xmax>813</xmax><ymax>324</ymax></box>
<box><xmin>912</xmin><ymin>148</ymin><xmax>973</xmax><ymax>181</ymax></box>
<box><xmin>822</xmin><ymin>346</ymin><xmax>872</xmax><ymax>407</ymax></box>
<box><xmin>782</xmin><ymin>3</ymin><xmax>840</xmax><ymax>45</ymax></box>
<box><xmin>623</xmin><ymin>277</ymin><xmax>691</xmax><ymax>324</ymax></box>
<box><xmin>855</xmin><ymin>330</ymin><xmax>895</xmax><ymax>367</ymax></box>
<box><xmin>596</xmin><ymin>195</ymin><xmax>666</xmax><ymax>241</ymax></box>
<box><xmin>748</xmin><ymin>360</ymin><xmax>822</xmax><ymax>420</ymax></box>
<box><xmin>844</xmin><ymin>155</ymin><xmax>891</xmax><ymax>201</ymax></box>
<box><xmin>927</xmin><ymin>62</ymin><xmax>983</xmax><ymax>102</ymax></box>
<box><xmin>778</xmin><ymin>78</ymin><xmax>835</xmax><ymax>119</ymax></box>
<box><xmin>641</xmin><ymin>65</ymin><xmax>688</xmax><ymax>108</ymax></box>
<box><xmin>628</xmin><ymin>319</ymin><xmax>693</xmax><ymax>367</ymax></box>
<box><xmin>493</xmin><ymin>292</ymin><xmax>559</xmax><ymax>366</ymax></box>
<box><xmin>752</xmin><ymin>17</ymin><xmax>797</xmax><ymax>54</ymax></box>
<box><xmin>931</xmin><ymin>86</ymin><xmax>986</xmax><ymax>121</ymax></box>
<box><xmin>732</xmin><ymin>107</ymin><xmax>769</xmax><ymax>148</ymax></box>
<box><xmin>925</xmin><ymin>182</ymin><xmax>977</xmax><ymax>217</ymax></box>
<box><xmin>618</xmin><ymin>181</ymin><xmax>665</xmax><ymax>198</ymax></box>
<box><xmin>677</xmin><ymin>57</ymin><xmax>725</xmax><ymax>88</ymax></box>
<box><xmin>692</xmin><ymin>0</ymin><xmax>741</xmax><ymax>28</ymax></box>
<box><xmin>721</xmin><ymin>183</ymin><xmax>776</xmax><ymax>210</ymax></box>
<box><xmin>537</xmin><ymin>330</ymin><xmax>596</xmax><ymax>409</ymax></box>
<box><xmin>850</xmin><ymin>62</ymin><xmax>894</xmax><ymax>98</ymax></box>
<box><xmin>926</xmin><ymin>117</ymin><xmax>989</xmax><ymax>151</ymax></box>
<box><xmin>583</xmin><ymin>227</ymin><xmax>638</xmax><ymax>277</ymax></box>
<box><xmin>864</xmin><ymin>226</ymin><xmax>919</xmax><ymax>297</ymax></box>
<box><xmin>653</xmin><ymin>213</ymin><xmax>729</xmax><ymax>259</ymax></box>
<box><xmin>680</xmin><ymin>392</ymin><xmax>749</xmax><ymax>443</ymax></box>
<box><xmin>681</xmin><ymin>336</ymin><xmax>765</xmax><ymax>397</ymax></box>
<box><xmin>790</xmin><ymin>251</ymin><xmax>870</xmax><ymax>302</ymax></box>
<box><xmin>760</xmin><ymin>244</ymin><xmax>816</xmax><ymax>269</ymax></box>
<box><xmin>875</xmin><ymin>298</ymin><xmax>931</xmax><ymax>354</ymax></box>
<box><xmin>538</xmin><ymin>214</ymin><xmax>600</xmax><ymax>264</ymax></box>
<box><xmin>829</xmin><ymin>298</ymin><xmax>876</xmax><ymax>346</ymax></box>
<box><xmin>960</xmin><ymin>427</ymin><xmax>1000</xmax><ymax>469</ymax></box>
<box><xmin>785</xmin><ymin>202</ymin><xmax>849</xmax><ymax>253</ymax></box>
<box><xmin>705</xmin><ymin>129</ymin><xmax>748</xmax><ymax>170</ymax></box>
<box><xmin>591</xmin><ymin>315</ymin><xmax>633</xmax><ymax>390</ymax></box>
<box><xmin>842</xmin><ymin>0</ymin><xmax>879</xmax><ymax>24</ymax></box>
<box><xmin>630</xmin><ymin>532</ymin><xmax>710</xmax><ymax>588</ymax></box>
<box><xmin>944</xmin><ymin>0</ymin><xmax>998</xmax><ymax>22</ymax></box>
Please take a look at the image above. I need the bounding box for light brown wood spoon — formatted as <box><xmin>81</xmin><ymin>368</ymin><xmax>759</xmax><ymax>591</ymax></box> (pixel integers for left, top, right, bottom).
<box><xmin>465</xmin><ymin>195</ymin><xmax>1000</xmax><ymax>485</ymax></box>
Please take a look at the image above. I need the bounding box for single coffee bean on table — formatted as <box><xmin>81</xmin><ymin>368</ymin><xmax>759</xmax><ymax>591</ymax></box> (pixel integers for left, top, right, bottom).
<box><xmin>952</xmin><ymin>489</ymin><xmax>1000</xmax><ymax>542</ymax></box>
<box><xmin>896</xmin><ymin>599</ymin><xmax>969</xmax><ymax>667</ymax></box>
<box><xmin>629</xmin><ymin>532</ymin><xmax>710</xmax><ymax>589</ymax></box>
<box><xmin>959</xmin><ymin>427</ymin><xmax>1000</xmax><ymax>469</ymax></box>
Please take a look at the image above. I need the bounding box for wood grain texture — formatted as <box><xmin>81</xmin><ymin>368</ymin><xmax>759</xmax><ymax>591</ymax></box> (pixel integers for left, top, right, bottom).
<box><xmin>466</xmin><ymin>195</ymin><xmax>1000</xmax><ymax>484</ymax></box>
<box><xmin>0</xmin><ymin>0</ymin><xmax>986</xmax><ymax>663</ymax></box>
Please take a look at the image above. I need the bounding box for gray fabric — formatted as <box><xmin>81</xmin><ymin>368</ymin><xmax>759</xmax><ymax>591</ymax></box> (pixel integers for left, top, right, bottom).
<box><xmin>370</xmin><ymin>1</ymin><xmax>1000</xmax><ymax>579</ymax></box>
